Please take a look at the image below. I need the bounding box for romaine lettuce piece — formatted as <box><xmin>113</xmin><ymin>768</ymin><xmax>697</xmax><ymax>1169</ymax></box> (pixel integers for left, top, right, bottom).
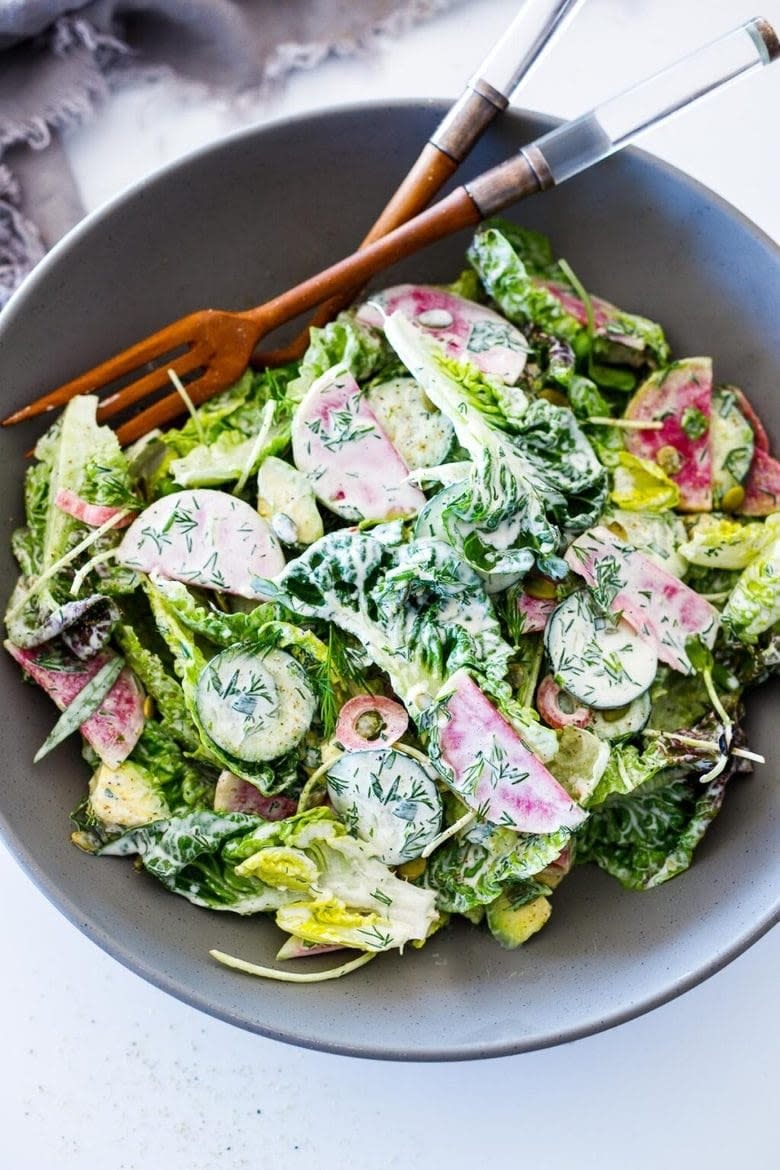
<box><xmin>575</xmin><ymin>769</ymin><xmax>731</xmax><ymax>890</ymax></box>
<box><xmin>610</xmin><ymin>452</ymin><xmax>681</xmax><ymax>514</ymax></box>
<box><xmin>168</xmin><ymin>413</ymin><xmax>290</xmax><ymax>489</ymax></box>
<box><xmin>722</xmin><ymin>530</ymin><xmax>780</xmax><ymax>642</ymax></box>
<box><xmin>288</xmin><ymin>313</ymin><xmax>394</xmax><ymax>403</ymax></box>
<box><xmin>423</xmin><ymin>817</ymin><xmax>571</xmax><ymax>914</ymax></box>
<box><xmin>100</xmin><ymin>809</ymin><xmax>291</xmax><ymax>913</ymax></box>
<box><xmin>101</xmin><ymin>806</ymin><xmax>438</xmax><ymax>950</ymax></box>
<box><xmin>467</xmin><ymin>221</ymin><xmax>669</xmax><ymax>370</ymax></box>
<box><xmin>273</xmin><ymin>529</ymin><xmax>513</xmax><ymax>710</ymax></box>
<box><xmin>11</xmin><ymin>396</ymin><xmax>136</xmax><ymax>607</ymax></box>
<box><xmin>680</xmin><ymin>514</ymin><xmax>778</xmax><ymax>570</ymax></box>
<box><xmin>145</xmin><ymin>367</ymin><xmax>296</xmax><ymax>495</ymax></box>
<box><xmin>384</xmin><ymin>309</ymin><xmax>605</xmax><ymax>577</ymax></box>
<box><xmin>113</xmin><ymin>621</ymin><xmax>198</xmax><ymax>750</ymax></box>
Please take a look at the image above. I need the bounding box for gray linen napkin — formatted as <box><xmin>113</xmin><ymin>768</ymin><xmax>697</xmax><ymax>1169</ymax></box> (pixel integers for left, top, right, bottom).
<box><xmin>0</xmin><ymin>0</ymin><xmax>462</xmax><ymax>305</ymax></box>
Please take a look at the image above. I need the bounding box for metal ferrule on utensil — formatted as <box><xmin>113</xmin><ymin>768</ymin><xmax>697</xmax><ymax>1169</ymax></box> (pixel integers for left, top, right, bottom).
<box><xmin>430</xmin><ymin>82</ymin><xmax>509</xmax><ymax>163</ymax></box>
<box><xmin>465</xmin><ymin>143</ymin><xmax>554</xmax><ymax>217</ymax></box>
<box><xmin>430</xmin><ymin>1</ymin><xmax>585</xmax><ymax>161</ymax></box>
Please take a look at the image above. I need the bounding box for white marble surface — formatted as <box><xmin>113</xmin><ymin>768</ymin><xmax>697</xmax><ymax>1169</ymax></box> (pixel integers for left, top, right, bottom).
<box><xmin>3</xmin><ymin>0</ymin><xmax>779</xmax><ymax>1165</ymax></box>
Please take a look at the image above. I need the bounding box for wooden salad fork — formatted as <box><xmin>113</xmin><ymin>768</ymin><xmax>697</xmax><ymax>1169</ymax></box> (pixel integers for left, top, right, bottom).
<box><xmin>3</xmin><ymin>17</ymin><xmax>776</xmax><ymax>447</ymax></box>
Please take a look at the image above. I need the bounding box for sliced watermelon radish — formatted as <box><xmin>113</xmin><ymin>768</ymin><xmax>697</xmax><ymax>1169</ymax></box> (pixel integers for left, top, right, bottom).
<box><xmin>426</xmin><ymin>669</ymin><xmax>586</xmax><ymax>834</ymax></box>
<box><xmin>5</xmin><ymin>641</ymin><xmax>144</xmax><ymax>767</ymax></box>
<box><xmin>276</xmin><ymin>936</ymin><xmax>346</xmax><ymax>961</ymax></box>
<box><xmin>565</xmin><ymin>525</ymin><xmax>719</xmax><ymax>674</ymax></box>
<box><xmin>731</xmin><ymin>387</ymin><xmax>770</xmax><ymax>453</ymax></box>
<box><xmin>515</xmin><ymin>592</ymin><xmax>556</xmax><ymax>635</ymax></box>
<box><xmin>624</xmin><ymin>358</ymin><xmax>713</xmax><ymax>511</ymax></box>
<box><xmin>55</xmin><ymin>488</ymin><xmax>136</xmax><ymax>529</ymax></box>
<box><xmin>536</xmin><ymin>281</ymin><xmax>623</xmax><ymax>336</ymax></box>
<box><xmin>213</xmin><ymin>771</ymin><xmax>298</xmax><ymax>820</ymax></box>
<box><xmin>357</xmin><ymin>285</ymin><xmax>529</xmax><ymax>385</ymax></box>
<box><xmin>117</xmin><ymin>489</ymin><xmax>285</xmax><ymax>599</ymax></box>
<box><xmin>291</xmin><ymin>368</ymin><xmax>425</xmax><ymax>523</ymax></box>
<box><xmin>738</xmin><ymin>448</ymin><xmax>780</xmax><ymax>516</ymax></box>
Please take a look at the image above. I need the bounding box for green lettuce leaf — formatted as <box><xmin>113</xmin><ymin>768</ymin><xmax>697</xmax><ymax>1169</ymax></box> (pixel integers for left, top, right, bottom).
<box><xmin>101</xmin><ymin>806</ymin><xmax>438</xmax><ymax>949</ymax></box>
<box><xmin>468</xmin><ymin>221</ymin><xmax>669</xmax><ymax>373</ymax></box>
<box><xmin>113</xmin><ymin>621</ymin><xmax>199</xmax><ymax>750</ymax></box>
<box><xmin>129</xmin><ymin>720</ymin><xmax>216</xmax><ymax>811</ymax></box>
<box><xmin>575</xmin><ymin>770</ymin><xmax>731</xmax><ymax>890</ymax></box>
<box><xmin>680</xmin><ymin>515</ymin><xmax>779</xmax><ymax>571</ymax></box>
<box><xmin>288</xmin><ymin>312</ymin><xmax>399</xmax><ymax>403</ymax></box>
<box><xmin>423</xmin><ymin>820</ymin><xmax>571</xmax><ymax>914</ymax></box>
<box><xmin>273</xmin><ymin>529</ymin><xmax>513</xmax><ymax>709</ymax></box>
<box><xmin>722</xmin><ymin>530</ymin><xmax>780</xmax><ymax>643</ymax></box>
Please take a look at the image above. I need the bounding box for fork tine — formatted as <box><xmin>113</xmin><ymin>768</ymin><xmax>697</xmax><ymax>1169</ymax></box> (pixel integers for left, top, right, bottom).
<box><xmin>96</xmin><ymin>341</ymin><xmax>212</xmax><ymax>421</ymax></box>
<box><xmin>1</xmin><ymin>314</ymin><xmax>202</xmax><ymax>426</ymax></box>
<box><xmin>115</xmin><ymin>366</ymin><xmax>228</xmax><ymax>446</ymax></box>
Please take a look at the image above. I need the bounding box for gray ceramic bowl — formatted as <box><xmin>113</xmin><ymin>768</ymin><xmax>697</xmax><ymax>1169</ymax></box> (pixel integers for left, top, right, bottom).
<box><xmin>0</xmin><ymin>103</ymin><xmax>777</xmax><ymax>1061</ymax></box>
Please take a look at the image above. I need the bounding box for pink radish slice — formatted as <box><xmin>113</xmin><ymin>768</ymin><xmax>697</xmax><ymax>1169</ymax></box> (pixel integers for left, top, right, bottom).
<box><xmin>357</xmin><ymin>285</ymin><xmax>529</xmax><ymax>385</ymax></box>
<box><xmin>515</xmin><ymin>592</ymin><xmax>556</xmax><ymax>634</ymax></box>
<box><xmin>429</xmin><ymin>669</ymin><xmax>586</xmax><ymax>834</ymax></box>
<box><xmin>55</xmin><ymin>488</ymin><xmax>135</xmax><ymax>528</ymax></box>
<box><xmin>738</xmin><ymin>448</ymin><xmax>780</xmax><ymax>516</ymax></box>
<box><xmin>118</xmin><ymin>489</ymin><xmax>285</xmax><ymax>599</ymax></box>
<box><xmin>276</xmin><ymin>937</ymin><xmax>346</xmax><ymax>961</ymax></box>
<box><xmin>731</xmin><ymin>388</ymin><xmax>770</xmax><ymax>453</ymax></box>
<box><xmin>536</xmin><ymin>281</ymin><xmax>658</xmax><ymax>357</ymax></box>
<box><xmin>536</xmin><ymin>676</ymin><xmax>592</xmax><ymax>730</ymax></box>
<box><xmin>565</xmin><ymin>526</ymin><xmax>719</xmax><ymax>673</ymax></box>
<box><xmin>624</xmin><ymin>358</ymin><xmax>713</xmax><ymax>511</ymax></box>
<box><xmin>335</xmin><ymin>695</ymin><xmax>409</xmax><ymax>750</ymax></box>
<box><xmin>5</xmin><ymin>642</ymin><xmax>144</xmax><ymax>767</ymax></box>
<box><xmin>536</xmin><ymin>281</ymin><xmax>619</xmax><ymax>334</ymax></box>
<box><xmin>292</xmin><ymin>368</ymin><xmax>425</xmax><ymax>522</ymax></box>
<box><xmin>213</xmin><ymin>771</ymin><xmax>298</xmax><ymax>820</ymax></box>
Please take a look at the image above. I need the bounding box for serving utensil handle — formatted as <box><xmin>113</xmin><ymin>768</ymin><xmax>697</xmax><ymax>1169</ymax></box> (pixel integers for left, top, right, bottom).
<box><xmin>252</xmin><ymin>18</ymin><xmax>778</xmax><ymax>333</ymax></box>
<box><xmin>467</xmin><ymin>17</ymin><xmax>779</xmax><ymax>216</ymax></box>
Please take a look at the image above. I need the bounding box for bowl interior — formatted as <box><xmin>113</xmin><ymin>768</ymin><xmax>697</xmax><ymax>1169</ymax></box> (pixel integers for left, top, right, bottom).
<box><xmin>0</xmin><ymin>104</ymin><xmax>777</xmax><ymax>1060</ymax></box>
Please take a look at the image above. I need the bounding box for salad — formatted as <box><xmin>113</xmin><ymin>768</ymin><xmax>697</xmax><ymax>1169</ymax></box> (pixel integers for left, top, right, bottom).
<box><xmin>5</xmin><ymin>220</ymin><xmax>779</xmax><ymax>982</ymax></box>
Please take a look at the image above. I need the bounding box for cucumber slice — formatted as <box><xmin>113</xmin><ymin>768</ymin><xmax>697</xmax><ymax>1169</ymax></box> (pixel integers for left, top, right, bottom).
<box><xmin>195</xmin><ymin>646</ymin><xmax>315</xmax><ymax>764</ymax></box>
<box><xmin>545</xmin><ymin>591</ymin><xmax>657</xmax><ymax>710</ymax></box>
<box><xmin>366</xmin><ymin>376</ymin><xmax>455</xmax><ymax>470</ymax></box>
<box><xmin>326</xmin><ymin>747</ymin><xmax>442</xmax><ymax>866</ymax></box>
<box><xmin>711</xmin><ymin>386</ymin><xmax>755</xmax><ymax>509</ymax></box>
<box><xmin>589</xmin><ymin>691</ymin><xmax>652</xmax><ymax>741</ymax></box>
